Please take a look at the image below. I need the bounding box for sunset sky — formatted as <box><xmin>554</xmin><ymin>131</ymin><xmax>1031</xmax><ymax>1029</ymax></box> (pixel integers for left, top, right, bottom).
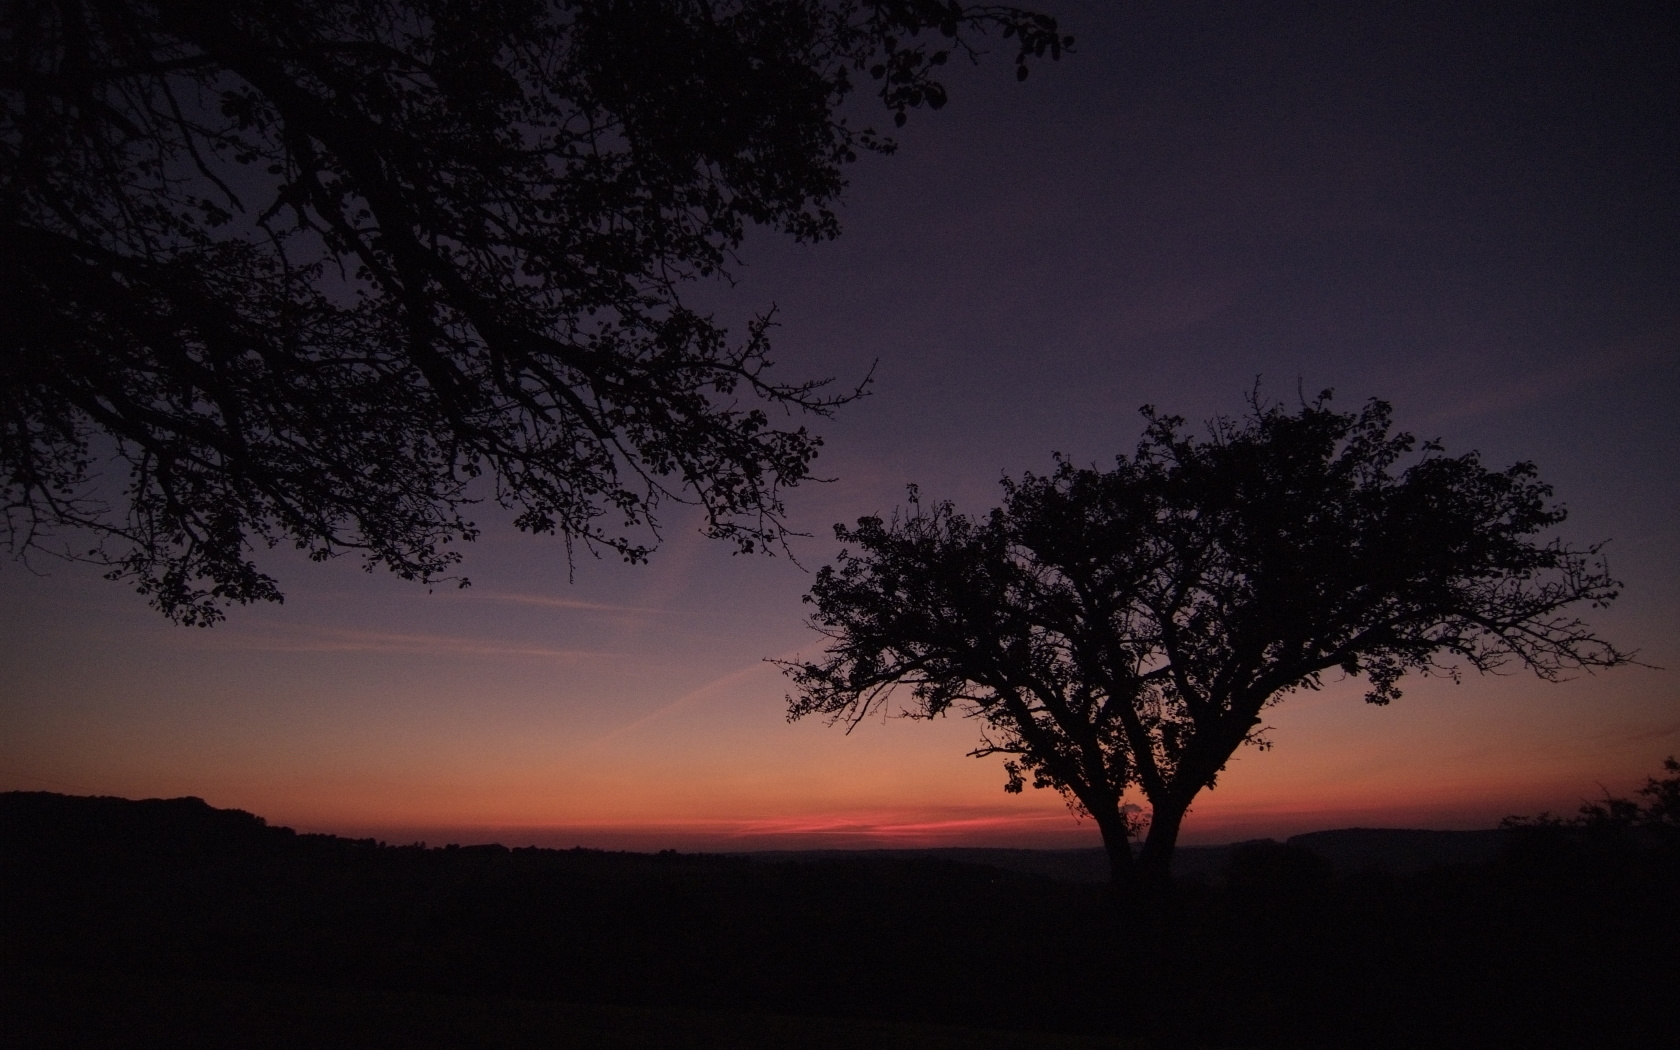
<box><xmin>3</xmin><ymin>1</ymin><xmax>1676</xmax><ymax>851</ymax></box>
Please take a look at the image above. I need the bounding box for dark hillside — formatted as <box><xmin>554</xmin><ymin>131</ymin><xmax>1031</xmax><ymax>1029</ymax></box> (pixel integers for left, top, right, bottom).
<box><xmin>3</xmin><ymin>791</ymin><xmax>1676</xmax><ymax>1049</ymax></box>
<box><xmin>739</xmin><ymin>846</ymin><xmax>1113</xmax><ymax>882</ymax></box>
<box><xmin>740</xmin><ymin>828</ymin><xmax>1510</xmax><ymax>883</ymax></box>
<box><xmin>1285</xmin><ymin>827</ymin><xmax>1507</xmax><ymax>875</ymax></box>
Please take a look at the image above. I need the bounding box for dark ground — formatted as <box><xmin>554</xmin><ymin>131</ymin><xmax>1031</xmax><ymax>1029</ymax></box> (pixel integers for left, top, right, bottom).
<box><xmin>2</xmin><ymin>792</ymin><xmax>1675</xmax><ymax>1049</ymax></box>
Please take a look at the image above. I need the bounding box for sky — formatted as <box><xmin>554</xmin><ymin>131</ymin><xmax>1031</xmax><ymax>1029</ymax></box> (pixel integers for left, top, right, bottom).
<box><xmin>3</xmin><ymin>0</ymin><xmax>1677</xmax><ymax>850</ymax></box>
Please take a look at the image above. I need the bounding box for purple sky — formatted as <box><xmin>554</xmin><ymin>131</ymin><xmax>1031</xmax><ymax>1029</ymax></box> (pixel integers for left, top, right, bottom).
<box><xmin>3</xmin><ymin>1</ymin><xmax>1676</xmax><ymax>849</ymax></box>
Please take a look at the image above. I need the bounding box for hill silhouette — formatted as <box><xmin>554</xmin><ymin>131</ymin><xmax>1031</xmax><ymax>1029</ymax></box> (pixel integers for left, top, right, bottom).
<box><xmin>3</xmin><ymin>791</ymin><xmax>1676</xmax><ymax>1049</ymax></box>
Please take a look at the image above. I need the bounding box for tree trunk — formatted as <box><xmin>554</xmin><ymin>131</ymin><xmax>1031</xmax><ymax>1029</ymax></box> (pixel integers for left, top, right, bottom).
<box><xmin>1093</xmin><ymin>807</ymin><xmax>1139</xmax><ymax>892</ymax></box>
<box><xmin>1100</xmin><ymin>803</ymin><xmax>1175</xmax><ymax>945</ymax></box>
<box><xmin>1136</xmin><ymin>801</ymin><xmax>1188</xmax><ymax>886</ymax></box>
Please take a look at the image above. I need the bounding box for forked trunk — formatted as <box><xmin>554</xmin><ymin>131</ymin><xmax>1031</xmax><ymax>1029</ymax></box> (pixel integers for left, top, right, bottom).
<box><xmin>1136</xmin><ymin>801</ymin><xmax>1188</xmax><ymax>886</ymax></box>
<box><xmin>1097</xmin><ymin>804</ymin><xmax>1176</xmax><ymax>944</ymax></box>
<box><xmin>1093</xmin><ymin>808</ymin><xmax>1139</xmax><ymax>892</ymax></box>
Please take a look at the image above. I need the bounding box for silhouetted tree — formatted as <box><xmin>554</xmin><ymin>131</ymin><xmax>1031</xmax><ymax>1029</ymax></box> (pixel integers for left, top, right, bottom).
<box><xmin>784</xmin><ymin>393</ymin><xmax>1632</xmax><ymax>889</ymax></box>
<box><xmin>1504</xmin><ymin>756</ymin><xmax>1680</xmax><ymax>837</ymax></box>
<box><xmin>0</xmin><ymin>0</ymin><xmax>1069</xmax><ymax>623</ymax></box>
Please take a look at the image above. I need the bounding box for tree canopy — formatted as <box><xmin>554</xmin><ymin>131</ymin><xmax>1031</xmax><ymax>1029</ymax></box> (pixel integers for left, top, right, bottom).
<box><xmin>784</xmin><ymin>394</ymin><xmax>1632</xmax><ymax>888</ymax></box>
<box><xmin>1</xmin><ymin>0</ymin><xmax>1069</xmax><ymax>623</ymax></box>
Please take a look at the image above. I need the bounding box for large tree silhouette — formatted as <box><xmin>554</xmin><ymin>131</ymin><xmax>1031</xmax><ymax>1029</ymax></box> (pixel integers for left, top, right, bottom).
<box><xmin>784</xmin><ymin>394</ymin><xmax>1632</xmax><ymax>889</ymax></box>
<box><xmin>0</xmin><ymin>0</ymin><xmax>1068</xmax><ymax>623</ymax></box>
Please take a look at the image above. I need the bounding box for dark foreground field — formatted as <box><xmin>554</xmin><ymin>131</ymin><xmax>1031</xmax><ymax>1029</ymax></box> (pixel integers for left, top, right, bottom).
<box><xmin>3</xmin><ymin>793</ymin><xmax>1676</xmax><ymax>1049</ymax></box>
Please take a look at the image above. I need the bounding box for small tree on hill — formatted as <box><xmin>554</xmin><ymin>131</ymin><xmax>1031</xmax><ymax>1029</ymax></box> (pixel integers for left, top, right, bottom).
<box><xmin>783</xmin><ymin>393</ymin><xmax>1632</xmax><ymax>890</ymax></box>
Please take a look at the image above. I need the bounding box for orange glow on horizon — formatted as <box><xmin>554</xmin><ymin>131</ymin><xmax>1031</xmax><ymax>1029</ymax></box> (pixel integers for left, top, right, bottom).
<box><xmin>295</xmin><ymin>808</ymin><xmax>1102</xmax><ymax>852</ymax></box>
<box><xmin>2</xmin><ymin>514</ymin><xmax>1672</xmax><ymax>857</ymax></box>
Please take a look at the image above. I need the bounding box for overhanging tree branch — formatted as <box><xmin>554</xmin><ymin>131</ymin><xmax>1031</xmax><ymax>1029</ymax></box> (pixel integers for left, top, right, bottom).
<box><xmin>1</xmin><ymin>0</ymin><xmax>1072</xmax><ymax>622</ymax></box>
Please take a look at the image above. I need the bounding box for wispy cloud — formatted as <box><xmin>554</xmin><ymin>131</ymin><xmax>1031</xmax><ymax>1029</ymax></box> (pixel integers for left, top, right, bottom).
<box><xmin>0</xmin><ymin>768</ymin><xmax>95</xmax><ymax>793</ymax></box>
<box><xmin>338</xmin><ymin>805</ymin><xmax>1096</xmax><ymax>851</ymax></box>
<box><xmin>1619</xmin><ymin>720</ymin><xmax>1680</xmax><ymax>745</ymax></box>
<box><xmin>719</xmin><ymin>810</ymin><xmax>1081</xmax><ymax>842</ymax></box>
<box><xmin>1421</xmin><ymin>327</ymin><xmax>1677</xmax><ymax>426</ymax></box>
<box><xmin>186</xmin><ymin>624</ymin><xmax>611</xmax><ymax>660</ymax></box>
<box><xmin>476</xmin><ymin>592</ymin><xmax>670</xmax><ymax>616</ymax></box>
<box><xmin>586</xmin><ymin>656</ymin><xmax>792</xmax><ymax>747</ymax></box>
